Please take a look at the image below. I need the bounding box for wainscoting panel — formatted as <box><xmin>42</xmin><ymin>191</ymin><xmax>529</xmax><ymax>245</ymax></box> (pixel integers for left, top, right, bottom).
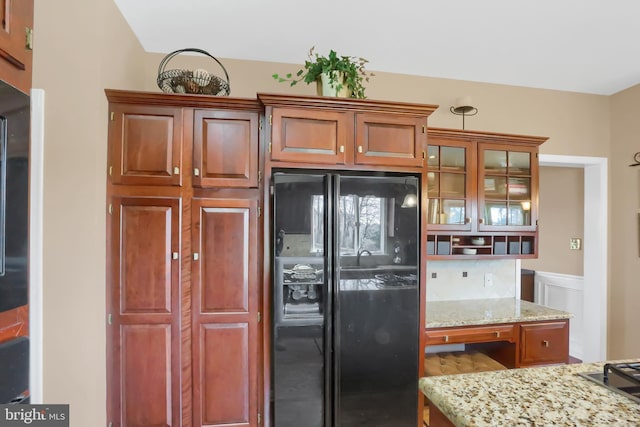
<box><xmin>534</xmin><ymin>271</ymin><xmax>584</xmax><ymax>361</ymax></box>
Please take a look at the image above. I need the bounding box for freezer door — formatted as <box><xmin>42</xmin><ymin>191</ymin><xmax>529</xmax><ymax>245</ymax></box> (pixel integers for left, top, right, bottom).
<box><xmin>272</xmin><ymin>173</ymin><xmax>329</xmax><ymax>427</ymax></box>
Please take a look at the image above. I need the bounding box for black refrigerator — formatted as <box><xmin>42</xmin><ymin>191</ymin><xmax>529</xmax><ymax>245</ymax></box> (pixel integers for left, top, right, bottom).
<box><xmin>0</xmin><ymin>79</ymin><xmax>30</xmax><ymax>404</ymax></box>
<box><xmin>272</xmin><ymin>171</ymin><xmax>420</xmax><ymax>427</ymax></box>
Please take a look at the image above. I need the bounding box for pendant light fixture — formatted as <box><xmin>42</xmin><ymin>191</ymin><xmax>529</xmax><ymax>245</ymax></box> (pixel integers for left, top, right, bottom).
<box><xmin>450</xmin><ymin>96</ymin><xmax>478</xmax><ymax>130</ymax></box>
<box><xmin>401</xmin><ymin>179</ymin><xmax>418</xmax><ymax>208</ymax></box>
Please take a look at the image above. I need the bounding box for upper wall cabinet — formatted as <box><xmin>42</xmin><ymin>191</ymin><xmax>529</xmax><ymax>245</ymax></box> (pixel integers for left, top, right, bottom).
<box><xmin>0</xmin><ymin>0</ymin><xmax>33</xmax><ymax>94</ymax></box>
<box><xmin>259</xmin><ymin>93</ymin><xmax>437</xmax><ymax>170</ymax></box>
<box><xmin>109</xmin><ymin>104</ymin><xmax>185</xmax><ymax>187</ymax></box>
<box><xmin>426</xmin><ymin>128</ymin><xmax>547</xmax><ymax>259</ymax></box>
<box><xmin>106</xmin><ymin>90</ymin><xmax>262</xmax><ymax>188</ymax></box>
<box><xmin>193</xmin><ymin>109</ymin><xmax>259</xmax><ymax>188</ymax></box>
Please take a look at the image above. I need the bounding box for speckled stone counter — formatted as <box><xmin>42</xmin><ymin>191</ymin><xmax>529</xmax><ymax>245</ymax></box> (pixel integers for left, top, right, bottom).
<box><xmin>420</xmin><ymin>361</ymin><xmax>640</xmax><ymax>426</ymax></box>
<box><xmin>426</xmin><ymin>298</ymin><xmax>572</xmax><ymax>328</ymax></box>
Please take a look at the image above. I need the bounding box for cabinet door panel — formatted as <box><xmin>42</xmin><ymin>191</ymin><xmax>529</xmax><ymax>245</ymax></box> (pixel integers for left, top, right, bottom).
<box><xmin>193</xmin><ymin>110</ymin><xmax>258</xmax><ymax>188</ymax></box>
<box><xmin>355</xmin><ymin>113</ymin><xmax>425</xmax><ymax>167</ymax></box>
<box><xmin>120</xmin><ymin>324</ymin><xmax>175</xmax><ymax>427</ymax></box>
<box><xmin>478</xmin><ymin>143</ymin><xmax>537</xmax><ymax>232</ymax></box>
<box><xmin>271</xmin><ymin>107</ymin><xmax>350</xmax><ymax>164</ymax></box>
<box><xmin>426</xmin><ymin>138</ymin><xmax>474</xmax><ymax>232</ymax></box>
<box><xmin>519</xmin><ymin>321</ymin><xmax>569</xmax><ymax>366</ymax></box>
<box><xmin>192</xmin><ymin>198</ymin><xmax>259</xmax><ymax>427</ymax></box>
<box><xmin>200</xmin><ymin>323</ymin><xmax>250</xmax><ymax>425</ymax></box>
<box><xmin>108</xmin><ymin>196</ymin><xmax>182</xmax><ymax>427</ymax></box>
<box><xmin>199</xmin><ymin>205</ymin><xmax>250</xmax><ymax>312</ymax></box>
<box><xmin>110</xmin><ymin>105</ymin><xmax>183</xmax><ymax>186</ymax></box>
<box><xmin>120</xmin><ymin>204</ymin><xmax>175</xmax><ymax>314</ymax></box>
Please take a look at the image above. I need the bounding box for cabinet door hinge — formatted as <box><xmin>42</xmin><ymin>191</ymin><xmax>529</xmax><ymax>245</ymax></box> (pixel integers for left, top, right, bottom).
<box><xmin>257</xmin><ymin>207</ymin><xmax>262</xmax><ymax>217</ymax></box>
<box><xmin>258</xmin><ymin>312</ymin><xmax>261</xmax><ymax>322</ymax></box>
<box><xmin>422</xmin><ymin>125</ymin><xmax>426</xmax><ymax>134</ymax></box>
<box><xmin>422</xmin><ymin>151</ymin><xmax>426</xmax><ymax>159</ymax></box>
<box><xmin>258</xmin><ymin>118</ymin><xmax>263</xmax><ymax>131</ymax></box>
<box><xmin>258</xmin><ymin>170</ymin><xmax>262</xmax><ymax>182</ymax></box>
<box><xmin>108</xmin><ymin>165</ymin><xmax>112</xmax><ymax>176</ymax></box>
<box><xmin>108</xmin><ymin>204</ymin><xmax>113</xmax><ymax>215</ymax></box>
<box><xmin>258</xmin><ymin>413</ymin><xmax>262</xmax><ymax>424</ymax></box>
<box><xmin>268</xmin><ymin>142</ymin><xmax>272</xmax><ymax>153</ymax></box>
<box><xmin>269</xmin><ymin>115</ymin><xmax>272</xmax><ymax>126</ymax></box>
<box><xmin>107</xmin><ymin>314</ymin><xmax>112</xmax><ymax>325</ymax></box>
<box><xmin>110</xmin><ymin>112</ymin><xmax>114</xmax><ymax>121</ymax></box>
<box><xmin>25</xmin><ymin>28</ymin><xmax>33</xmax><ymax>50</ymax></box>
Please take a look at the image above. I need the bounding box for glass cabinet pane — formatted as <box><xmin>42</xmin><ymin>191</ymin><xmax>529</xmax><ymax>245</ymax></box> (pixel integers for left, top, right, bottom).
<box><xmin>427</xmin><ymin>146</ymin><xmax>439</xmax><ymax>168</ymax></box>
<box><xmin>427</xmin><ymin>198</ymin><xmax>439</xmax><ymax>224</ymax></box>
<box><xmin>508</xmin><ymin>177</ymin><xmax>531</xmax><ymax>200</ymax></box>
<box><xmin>441</xmin><ymin>146</ymin><xmax>465</xmax><ymax>171</ymax></box>
<box><xmin>509</xmin><ymin>152</ymin><xmax>531</xmax><ymax>175</ymax></box>
<box><xmin>427</xmin><ymin>172</ymin><xmax>439</xmax><ymax>197</ymax></box>
<box><xmin>484</xmin><ymin>176</ymin><xmax>507</xmax><ymax>199</ymax></box>
<box><xmin>440</xmin><ymin>173</ymin><xmax>465</xmax><ymax>198</ymax></box>
<box><xmin>484</xmin><ymin>202</ymin><xmax>507</xmax><ymax>225</ymax></box>
<box><xmin>442</xmin><ymin>199</ymin><xmax>465</xmax><ymax>224</ymax></box>
<box><xmin>484</xmin><ymin>150</ymin><xmax>507</xmax><ymax>173</ymax></box>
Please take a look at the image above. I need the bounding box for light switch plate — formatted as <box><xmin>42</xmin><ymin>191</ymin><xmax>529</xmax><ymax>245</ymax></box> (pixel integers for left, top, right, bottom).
<box><xmin>570</xmin><ymin>238</ymin><xmax>582</xmax><ymax>250</ymax></box>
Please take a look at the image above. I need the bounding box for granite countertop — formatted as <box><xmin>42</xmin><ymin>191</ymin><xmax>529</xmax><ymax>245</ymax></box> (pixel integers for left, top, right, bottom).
<box><xmin>420</xmin><ymin>361</ymin><xmax>640</xmax><ymax>426</ymax></box>
<box><xmin>426</xmin><ymin>298</ymin><xmax>573</xmax><ymax>329</ymax></box>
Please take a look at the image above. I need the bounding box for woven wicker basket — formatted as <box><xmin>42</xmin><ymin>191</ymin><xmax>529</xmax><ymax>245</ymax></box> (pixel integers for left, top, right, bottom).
<box><xmin>157</xmin><ymin>48</ymin><xmax>231</xmax><ymax>96</ymax></box>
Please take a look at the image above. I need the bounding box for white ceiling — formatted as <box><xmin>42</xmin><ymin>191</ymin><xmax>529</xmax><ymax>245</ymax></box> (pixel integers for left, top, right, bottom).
<box><xmin>113</xmin><ymin>0</ymin><xmax>640</xmax><ymax>95</ymax></box>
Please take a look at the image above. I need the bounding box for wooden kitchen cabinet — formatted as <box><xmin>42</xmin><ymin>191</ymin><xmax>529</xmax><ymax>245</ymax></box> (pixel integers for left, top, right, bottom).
<box><xmin>0</xmin><ymin>0</ymin><xmax>33</xmax><ymax>94</ymax></box>
<box><xmin>519</xmin><ymin>320</ymin><xmax>569</xmax><ymax>367</ymax></box>
<box><xmin>108</xmin><ymin>104</ymin><xmax>184</xmax><ymax>187</ymax></box>
<box><xmin>107</xmin><ymin>195</ymin><xmax>183</xmax><ymax>427</ymax></box>
<box><xmin>106</xmin><ymin>90</ymin><xmax>263</xmax><ymax>427</ymax></box>
<box><xmin>191</xmin><ymin>197</ymin><xmax>260</xmax><ymax>427</ymax></box>
<box><xmin>425</xmin><ymin>319</ymin><xmax>569</xmax><ymax>369</ymax></box>
<box><xmin>424</xmin><ymin>324</ymin><xmax>516</xmax><ymax>346</ymax></box>
<box><xmin>193</xmin><ymin>109</ymin><xmax>259</xmax><ymax>188</ymax></box>
<box><xmin>426</xmin><ymin>128</ymin><xmax>547</xmax><ymax>259</ymax></box>
<box><xmin>260</xmin><ymin>93</ymin><xmax>436</xmax><ymax>170</ymax></box>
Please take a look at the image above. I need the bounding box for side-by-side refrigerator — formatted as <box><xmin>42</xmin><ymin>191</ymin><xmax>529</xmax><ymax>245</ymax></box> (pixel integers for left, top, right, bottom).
<box><xmin>272</xmin><ymin>171</ymin><xmax>420</xmax><ymax>427</ymax></box>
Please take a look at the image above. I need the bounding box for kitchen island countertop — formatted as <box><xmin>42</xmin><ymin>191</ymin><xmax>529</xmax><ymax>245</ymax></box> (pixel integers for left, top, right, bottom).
<box><xmin>426</xmin><ymin>298</ymin><xmax>572</xmax><ymax>329</ymax></box>
<box><xmin>420</xmin><ymin>361</ymin><xmax>640</xmax><ymax>426</ymax></box>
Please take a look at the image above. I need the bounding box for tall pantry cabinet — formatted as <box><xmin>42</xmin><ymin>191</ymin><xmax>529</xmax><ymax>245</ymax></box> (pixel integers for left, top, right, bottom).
<box><xmin>105</xmin><ymin>90</ymin><xmax>262</xmax><ymax>427</ymax></box>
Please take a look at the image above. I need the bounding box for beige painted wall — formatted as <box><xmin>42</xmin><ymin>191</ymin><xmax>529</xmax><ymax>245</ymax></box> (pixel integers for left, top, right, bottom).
<box><xmin>32</xmin><ymin>0</ymin><xmax>145</xmax><ymax>426</ymax></box>
<box><xmin>522</xmin><ymin>167</ymin><xmax>584</xmax><ymax>276</ymax></box>
<box><xmin>28</xmin><ymin>1</ymin><xmax>640</xmax><ymax>425</ymax></box>
<box><xmin>610</xmin><ymin>83</ymin><xmax>640</xmax><ymax>358</ymax></box>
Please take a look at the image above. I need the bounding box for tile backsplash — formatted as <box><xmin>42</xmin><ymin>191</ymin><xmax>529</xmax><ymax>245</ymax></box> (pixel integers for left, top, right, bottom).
<box><xmin>426</xmin><ymin>259</ymin><xmax>517</xmax><ymax>301</ymax></box>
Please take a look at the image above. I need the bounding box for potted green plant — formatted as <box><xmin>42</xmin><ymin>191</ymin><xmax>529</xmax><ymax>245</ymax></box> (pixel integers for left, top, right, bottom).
<box><xmin>272</xmin><ymin>47</ymin><xmax>374</xmax><ymax>99</ymax></box>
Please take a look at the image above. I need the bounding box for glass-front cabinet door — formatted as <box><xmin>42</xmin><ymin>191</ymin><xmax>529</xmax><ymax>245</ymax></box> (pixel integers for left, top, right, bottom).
<box><xmin>477</xmin><ymin>143</ymin><xmax>538</xmax><ymax>232</ymax></box>
<box><xmin>426</xmin><ymin>138</ymin><xmax>474</xmax><ymax>231</ymax></box>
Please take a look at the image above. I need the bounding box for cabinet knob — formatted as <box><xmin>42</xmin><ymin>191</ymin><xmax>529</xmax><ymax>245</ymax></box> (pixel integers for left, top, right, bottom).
<box><xmin>172</xmin><ymin>252</ymin><xmax>179</xmax><ymax>260</ymax></box>
<box><xmin>194</xmin><ymin>168</ymin><xmax>200</xmax><ymax>177</ymax></box>
<box><xmin>443</xmin><ymin>335</ymin><xmax>449</xmax><ymax>343</ymax></box>
<box><xmin>339</xmin><ymin>145</ymin><xmax>345</xmax><ymax>153</ymax></box>
<box><xmin>479</xmin><ymin>218</ymin><xmax>484</xmax><ymax>224</ymax></box>
<box><xmin>465</xmin><ymin>217</ymin><xmax>470</xmax><ymax>224</ymax></box>
<box><xmin>495</xmin><ymin>331</ymin><xmax>501</xmax><ymax>338</ymax></box>
<box><xmin>173</xmin><ymin>167</ymin><xmax>180</xmax><ymax>175</ymax></box>
<box><xmin>542</xmin><ymin>340</ymin><xmax>550</xmax><ymax>347</ymax></box>
<box><xmin>358</xmin><ymin>146</ymin><xmax>363</xmax><ymax>153</ymax></box>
